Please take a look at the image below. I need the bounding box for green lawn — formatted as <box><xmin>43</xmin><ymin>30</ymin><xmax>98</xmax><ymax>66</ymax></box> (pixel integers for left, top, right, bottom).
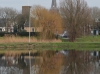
<box><xmin>0</xmin><ymin>42</ymin><xmax>100</xmax><ymax>51</ymax></box>
<box><xmin>61</xmin><ymin>35</ymin><xmax>100</xmax><ymax>42</ymax></box>
<box><xmin>76</xmin><ymin>35</ymin><xmax>100</xmax><ymax>42</ymax></box>
<box><xmin>0</xmin><ymin>35</ymin><xmax>100</xmax><ymax>51</ymax></box>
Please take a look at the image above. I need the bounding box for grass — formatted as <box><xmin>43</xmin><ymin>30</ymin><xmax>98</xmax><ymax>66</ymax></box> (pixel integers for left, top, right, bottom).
<box><xmin>0</xmin><ymin>49</ymin><xmax>37</xmax><ymax>54</ymax></box>
<box><xmin>0</xmin><ymin>42</ymin><xmax>100</xmax><ymax>51</ymax></box>
<box><xmin>76</xmin><ymin>35</ymin><xmax>100</xmax><ymax>42</ymax></box>
<box><xmin>1</xmin><ymin>35</ymin><xmax>100</xmax><ymax>43</ymax></box>
<box><xmin>0</xmin><ymin>35</ymin><xmax>100</xmax><ymax>52</ymax></box>
<box><xmin>61</xmin><ymin>35</ymin><xmax>100</xmax><ymax>42</ymax></box>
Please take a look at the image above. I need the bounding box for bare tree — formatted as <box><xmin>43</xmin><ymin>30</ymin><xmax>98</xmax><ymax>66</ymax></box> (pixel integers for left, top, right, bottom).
<box><xmin>63</xmin><ymin>50</ymin><xmax>93</xmax><ymax>74</ymax></box>
<box><xmin>59</xmin><ymin>0</ymin><xmax>92</xmax><ymax>42</ymax></box>
<box><xmin>0</xmin><ymin>7</ymin><xmax>19</xmax><ymax>32</ymax></box>
<box><xmin>16</xmin><ymin>14</ymin><xmax>26</xmax><ymax>32</ymax></box>
<box><xmin>90</xmin><ymin>7</ymin><xmax>100</xmax><ymax>30</ymax></box>
<box><xmin>91</xmin><ymin>7</ymin><xmax>100</xmax><ymax>20</ymax></box>
<box><xmin>37</xmin><ymin>50</ymin><xmax>64</xmax><ymax>74</ymax></box>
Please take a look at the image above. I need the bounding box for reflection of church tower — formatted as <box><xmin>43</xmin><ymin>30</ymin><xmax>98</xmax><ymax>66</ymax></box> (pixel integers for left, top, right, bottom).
<box><xmin>50</xmin><ymin>0</ymin><xmax>58</xmax><ymax>11</ymax></box>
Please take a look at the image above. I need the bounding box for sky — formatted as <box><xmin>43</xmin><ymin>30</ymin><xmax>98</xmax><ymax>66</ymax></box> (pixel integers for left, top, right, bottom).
<box><xmin>0</xmin><ymin>0</ymin><xmax>100</xmax><ymax>11</ymax></box>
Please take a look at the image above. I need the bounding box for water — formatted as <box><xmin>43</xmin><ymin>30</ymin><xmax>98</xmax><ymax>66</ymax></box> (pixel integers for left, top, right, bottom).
<box><xmin>0</xmin><ymin>50</ymin><xmax>100</xmax><ymax>74</ymax></box>
<box><xmin>0</xmin><ymin>53</ymin><xmax>35</xmax><ymax>74</ymax></box>
<box><xmin>0</xmin><ymin>67</ymin><xmax>23</xmax><ymax>74</ymax></box>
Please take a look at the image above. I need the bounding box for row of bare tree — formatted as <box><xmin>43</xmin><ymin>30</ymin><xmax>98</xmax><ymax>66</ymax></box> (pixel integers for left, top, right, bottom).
<box><xmin>0</xmin><ymin>7</ymin><xmax>18</xmax><ymax>32</ymax></box>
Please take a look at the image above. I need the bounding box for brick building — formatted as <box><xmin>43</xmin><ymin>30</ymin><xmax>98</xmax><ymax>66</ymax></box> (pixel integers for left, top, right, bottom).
<box><xmin>22</xmin><ymin>6</ymin><xmax>31</xmax><ymax>15</ymax></box>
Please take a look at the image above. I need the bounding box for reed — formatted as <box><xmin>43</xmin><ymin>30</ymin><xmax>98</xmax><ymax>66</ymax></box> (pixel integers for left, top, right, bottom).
<box><xmin>0</xmin><ymin>36</ymin><xmax>61</xmax><ymax>43</ymax></box>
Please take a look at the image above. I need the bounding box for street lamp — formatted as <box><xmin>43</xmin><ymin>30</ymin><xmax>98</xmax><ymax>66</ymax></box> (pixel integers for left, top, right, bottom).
<box><xmin>29</xmin><ymin>6</ymin><xmax>31</xmax><ymax>43</ymax></box>
<box><xmin>28</xmin><ymin>1</ymin><xmax>32</xmax><ymax>74</ymax></box>
<box><xmin>28</xmin><ymin>3</ymin><xmax>32</xmax><ymax>74</ymax></box>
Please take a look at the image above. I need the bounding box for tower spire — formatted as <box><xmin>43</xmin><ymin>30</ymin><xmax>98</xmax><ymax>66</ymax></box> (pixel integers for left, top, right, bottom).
<box><xmin>50</xmin><ymin>0</ymin><xmax>58</xmax><ymax>12</ymax></box>
<box><xmin>51</xmin><ymin>0</ymin><xmax>57</xmax><ymax>8</ymax></box>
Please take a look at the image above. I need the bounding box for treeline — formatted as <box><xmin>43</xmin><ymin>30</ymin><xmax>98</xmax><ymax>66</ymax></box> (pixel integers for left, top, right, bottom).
<box><xmin>1</xmin><ymin>0</ymin><xmax>100</xmax><ymax>41</ymax></box>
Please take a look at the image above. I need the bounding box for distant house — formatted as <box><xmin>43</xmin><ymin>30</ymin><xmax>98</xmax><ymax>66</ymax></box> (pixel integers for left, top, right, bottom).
<box><xmin>0</xmin><ymin>19</ymin><xmax>14</xmax><ymax>32</ymax></box>
<box><xmin>0</xmin><ymin>19</ymin><xmax>6</xmax><ymax>32</ymax></box>
<box><xmin>0</xmin><ymin>26</ymin><xmax>6</xmax><ymax>32</ymax></box>
<box><xmin>6</xmin><ymin>24</ymin><xmax>14</xmax><ymax>33</ymax></box>
<box><xmin>22</xmin><ymin>6</ymin><xmax>41</xmax><ymax>32</ymax></box>
<box><xmin>24</xmin><ymin>21</ymin><xmax>42</xmax><ymax>32</ymax></box>
<box><xmin>24</xmin><ymin>22</ymin><xmax>34</xmax><ymax>32</ymax></box>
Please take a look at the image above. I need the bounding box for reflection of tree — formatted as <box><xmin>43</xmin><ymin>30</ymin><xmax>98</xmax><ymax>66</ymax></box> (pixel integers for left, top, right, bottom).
<box><xmin>37</xmin><ymin>50</ymin><xmax>64</xmax><ymax>74</ymax></box>
<box><xmin>17</xmin><ymin>57</ymin><xmax>26</xmax><ymax>69</ymax></box>
<box><xmin>34</xmin><ymin>50</ymin><xmax>94</xmax><ymax>74</ymax></box>
<box><xmin>64</xmin><ymin>50</ymin><xmax>92</xmax><ymax>74</ymax></box>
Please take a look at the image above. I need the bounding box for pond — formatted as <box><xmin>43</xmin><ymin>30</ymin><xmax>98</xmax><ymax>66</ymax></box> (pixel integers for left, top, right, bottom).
<box><xmin>0</xmin><ymin>50</ymin><xmax>100</xmax><ymax>74</ymax></box>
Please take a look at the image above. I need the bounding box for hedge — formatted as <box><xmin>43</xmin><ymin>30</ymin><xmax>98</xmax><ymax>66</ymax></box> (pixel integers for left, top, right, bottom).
<box><xmin>17</xmin><ymin>32</ymin><xmax>40</xmax><ymax>37</ymax></box>
<box><xmin>0</xmin><ymin>32</ymin><xmax>5</xmax><ymax>37</ymax></box>
<box><xmin>0</xmin><ymin>32</ymin><xmax>40</xmax><ymax>37</ymax></box>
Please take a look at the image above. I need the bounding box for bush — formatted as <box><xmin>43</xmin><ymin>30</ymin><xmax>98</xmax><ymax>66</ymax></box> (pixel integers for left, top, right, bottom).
<box><xmin>17</xmin><ymin>32</ymin><xmax>40</xmax><ymax>37</ymax></box>
<box><xmin>0</xmin><ymin>32</ymin><xmax>40</xmax><ymax>37</ymax></box>
<box><xmin>61</xmin><ymin>38</ymin><xmax>69</xmax><ymax>42</ymax></box>
<box><xmin>0</xmin><ymin>32</ymin><xmax>5</xmax><ymax>37</ymax></box>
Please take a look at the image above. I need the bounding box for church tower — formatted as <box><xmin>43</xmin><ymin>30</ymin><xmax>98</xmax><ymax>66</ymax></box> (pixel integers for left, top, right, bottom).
<box><xmin>50</xmin><ymin>0</ymin><xmax>58</xmax><ymax>11</ymax></box>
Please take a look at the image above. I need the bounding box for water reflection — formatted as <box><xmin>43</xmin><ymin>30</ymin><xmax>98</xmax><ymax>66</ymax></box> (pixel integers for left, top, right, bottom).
<box><xmin>0</xmin><ymin>50</ymin><xmax>99</xmax><ymax>74</ymax></box>
<box><xmin>0</xmin><ymin>53</ymin><xmax>35</xmax><ymax>74</ymax></box>
<box><xmin>59</xmin><ymin>50</ymin><xmax>100</xmax><ymax>74</ymax></box>
<box><xmin>0</xmin><ymin>67</ymin><xmax>23</xmax><ymax>74</ymax></box>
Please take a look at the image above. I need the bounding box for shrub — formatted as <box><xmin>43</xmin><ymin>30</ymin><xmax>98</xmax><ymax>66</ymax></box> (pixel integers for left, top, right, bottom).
<box><xmin>0</xmin><ymin>32</ymin><xmax>5</xmax><ymax>37</ymax></box>
<box><xmin>17</xmin><ymin>32</ymin><xmax>40</xmax><ymax>37</ymax></box>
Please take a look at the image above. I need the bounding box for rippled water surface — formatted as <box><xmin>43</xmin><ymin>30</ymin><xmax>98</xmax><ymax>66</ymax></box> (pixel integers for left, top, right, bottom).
<box><xmin>0</xmin><ymin>50</ymin><xmax>100</xmax><ymax>74</ymax></box>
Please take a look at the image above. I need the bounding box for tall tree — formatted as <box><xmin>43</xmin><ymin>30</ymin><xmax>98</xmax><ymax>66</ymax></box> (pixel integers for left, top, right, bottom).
<box><xmin>91</xmin><ymin>7</ymin><xmax>100</xmax><ymax>20</ymax></box>
<box><xmin>31</xmin><ymin>5</ymin><xmax>62</xmax><ymax>40</ymax></box>
<box><xmin>60</xmin><ymin>0</ymin><xmax>92</xmax><ymax>42</ymax></box>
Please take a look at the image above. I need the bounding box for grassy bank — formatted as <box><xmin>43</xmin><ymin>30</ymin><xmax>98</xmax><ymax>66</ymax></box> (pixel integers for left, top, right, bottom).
<box><xmin>61</xmin><ymin>35</ymin><xmax>100</xmax><ymax>42</ymax></box>
<box><xmin>0</xmin><ymin>42</ymin><xmax>100</xmax><ymax>51</ymax></box>
<box><xmin>0</xmin><ymin>36</ymin><xmax>100</xmax><ymax>51</ymax></box>
<box><xmin>76</xmin><ymin>35</ymin><xmax>100</xmax><ymax>42</ymax></box>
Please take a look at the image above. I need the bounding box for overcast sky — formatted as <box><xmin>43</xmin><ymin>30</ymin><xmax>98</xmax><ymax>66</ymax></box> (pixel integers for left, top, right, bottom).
<box><xmin>0</xmin><ymin>0</ymin><xmax>100</xmax><ymax>11</ymax></box>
